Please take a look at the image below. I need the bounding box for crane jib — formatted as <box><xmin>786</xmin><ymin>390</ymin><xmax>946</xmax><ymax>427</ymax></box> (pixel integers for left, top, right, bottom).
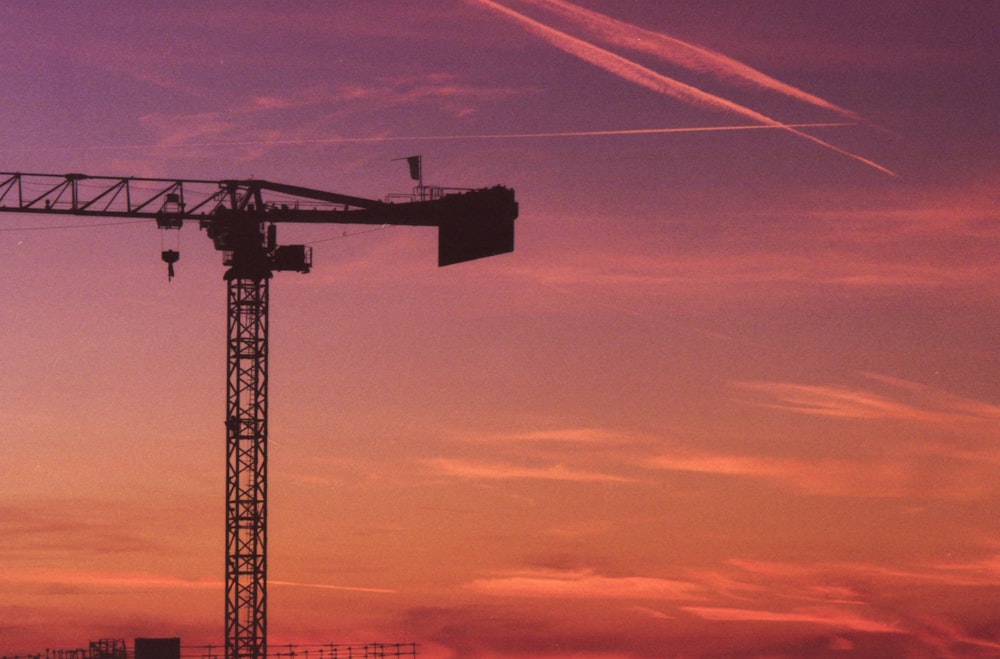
<box><xmin>0</xmin><ymin>171</ymin><xmax>518</xmax><ymax>272</ymax></box>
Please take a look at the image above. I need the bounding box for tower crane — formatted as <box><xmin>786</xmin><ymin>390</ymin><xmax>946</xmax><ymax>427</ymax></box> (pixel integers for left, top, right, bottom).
<box><xmin>0</xmin><ymin>170</ymin><xmax>518</xmax><ymax>659</ymax></box>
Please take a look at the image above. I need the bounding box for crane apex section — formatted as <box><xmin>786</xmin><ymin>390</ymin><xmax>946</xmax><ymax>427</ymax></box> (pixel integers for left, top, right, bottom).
<box><xmin>435</xmin><ymin>186</ymin><xmax>518</xmax><ymax>266</ymax></box>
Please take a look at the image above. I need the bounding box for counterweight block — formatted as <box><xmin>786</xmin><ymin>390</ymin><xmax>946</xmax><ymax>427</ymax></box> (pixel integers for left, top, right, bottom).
<box><xmin>436</xmin><ymin>186</ymin><xmax>517</xmax><ymax>266</ymax></box>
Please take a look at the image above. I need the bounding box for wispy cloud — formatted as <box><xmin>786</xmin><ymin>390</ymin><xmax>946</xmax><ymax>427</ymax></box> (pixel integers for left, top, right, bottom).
<box><xmin>681</xmin><ymin>605</ymin><xmax>900</xmax><ymax>633</ymax></box>
<box><xmin>0</xmin><ymin>567</ymin><xmax>218</xmax><ymax>591</ymax></box>
<box><xmin>132</xmin><ymin>74</ymin><xmax>528</xmax><ymax>155</ymax></box>
<box><xmin>928</xmin><ymin>554</ymin><xmax>1000</xmax><ymax>585</ymax></box>
<box><xmin>468</xmin><ymin>0</ymin><xmax>895</xmax><ymax>176</ymax></box>
<box><xmin>647</xmin><ymin>372</ymin><xmax>1000</xmax><ymax>499</ymax></box>
<box><xmin>463</xmin><ymin>426</ymin><xmax>647</xmax><ymax>445</ymax></box>
<box><xmin>734</xmin><ymin>375</ymin><xmax>1000</xmax><ymax>424</ymax></box>
<box><xmin>856</xmin><ymin>557</ymin><xmax>1000</xmax><ymax>589</ymax></box>
<box><xmin>518</xmin><ymin>0</ymin><xmax>864</xmax><ymax>121</ymax></box>
<box><xmin>730</xmin><ymin>555</ymin><xmax>1000</xmax><ymax>592</ymax></box>
<box><xmin>630</xmin><ymin>605</ymin><xmax>676</xmax><ymax>620</ymax></box>
<box><xmin>0</xmin><ymin>501</ymin><xmax>172</xmax><ymax>556</ymax></box>
<box><xmin>467</xmin><ymin>567</ymin><xmax>702</xmax><ymax>600</ymax></box>
<box><xmin>504</xmin><ymin>247</ymin><xmax>988</xmax><ymax>321</ymax></box>
<box><xmin>446</xmin><ymin>554</ymin><xmax>1000</xmax><ymax>655</ymax></box>
<box><xmin>333</xmin><ymin>73</ymin><xmax>530</xmax><ymax>117</ymax></box>
<box><xmin>424</xmin><ymin>457</ymin><xmax>633</xmax><ymax>483</ymax></box>
<box><xmin>646</xmin><ymin>450</ymin><xmax>911</xmax><ymax>498</ymax></box>
<box><xmin>683</xmin><ymin>557</ymin><xmax>1000</xmax><ymax>651</ymax></box>
<box><xmin>139</xmin><ymin>112</ymin><xmax>238</xmax><ymax>149</ymax></box>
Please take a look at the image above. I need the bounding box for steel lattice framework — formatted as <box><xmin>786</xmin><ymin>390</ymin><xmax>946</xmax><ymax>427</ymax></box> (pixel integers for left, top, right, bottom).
<box><xmin>225</xmin><ymin>275</ymin><xmax>270</xmax><ymax>659</ymax></box>
<box><xmin>0</xmin><ymin>171</ymin><xmax>517</xmax><ymax>659</ymax></box>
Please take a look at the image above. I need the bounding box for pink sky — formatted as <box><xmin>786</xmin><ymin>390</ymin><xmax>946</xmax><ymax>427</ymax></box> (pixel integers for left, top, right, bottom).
<box><xmin>2</xmin><ymin>1</ymin><xmax>1000</xmax><ymax>657</ymax></box>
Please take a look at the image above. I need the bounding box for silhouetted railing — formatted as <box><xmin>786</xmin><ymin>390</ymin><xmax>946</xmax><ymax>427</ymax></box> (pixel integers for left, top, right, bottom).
<box><xmin>3</xmin><ymin>643</ymin><xmax>418</xmax><ymax>659</ymax></box>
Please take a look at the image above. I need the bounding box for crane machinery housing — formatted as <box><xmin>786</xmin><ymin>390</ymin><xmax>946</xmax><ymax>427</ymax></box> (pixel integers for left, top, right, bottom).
<box><xmin>0</xmin><ymin>170</ymin><xmax>518</xmax><ymax>659</ymax></box>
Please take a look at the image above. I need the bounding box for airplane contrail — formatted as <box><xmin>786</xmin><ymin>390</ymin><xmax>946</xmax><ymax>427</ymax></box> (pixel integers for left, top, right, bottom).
<box><xmin>220</xmin><ymin>122</ymin><xmax>855</xmax><ymax>144</ymax></box>
<box><xmin>517</xmin><ymin>0</ymin><xmax>864</xmax><ymax>121</ymax></box>
<box><xmin>469</xmin><ymin>0</ymin><xmax>895</xmax><ymax>176</ymax></box>
<box><xmin>0</xmin><ymin>123</ymin><xmax>854</xmax><ymax>152</ymax></box>
<box><xmin>269</xmin><ymin>579</ymin><xmax>397</xmax><ymax>593</ymax></box>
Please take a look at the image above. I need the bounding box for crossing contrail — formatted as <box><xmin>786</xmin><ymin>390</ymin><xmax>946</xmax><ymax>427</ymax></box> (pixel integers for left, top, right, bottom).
<box><xmin>517</xmin><ymin>0</ymin><xmax>864</xmax><ymax>121</ymax></box>
<box><xmin>469</xmin><ymin>0</ymin><xmax>895</xmax><ymax>176</ymax></box>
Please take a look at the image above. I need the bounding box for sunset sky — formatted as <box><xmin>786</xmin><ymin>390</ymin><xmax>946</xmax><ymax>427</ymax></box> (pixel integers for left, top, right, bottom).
<box><xmin>2</xmin><ymin>1</ymin><xmax>999</xmax><ymax>657</ymax></box>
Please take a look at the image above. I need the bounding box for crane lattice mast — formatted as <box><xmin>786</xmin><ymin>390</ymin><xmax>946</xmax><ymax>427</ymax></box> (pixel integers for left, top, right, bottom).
<box><xmin>0</xmin><ymin>171</ymin><xmax>518</xmax><ymax>659</ymax></box>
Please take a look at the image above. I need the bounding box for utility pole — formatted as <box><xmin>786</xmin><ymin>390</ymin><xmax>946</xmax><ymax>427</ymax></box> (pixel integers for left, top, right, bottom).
<box><xmin>0</xmin><ymin>172</ymin><xmax>517</xmax><ymax>659</ymax></box>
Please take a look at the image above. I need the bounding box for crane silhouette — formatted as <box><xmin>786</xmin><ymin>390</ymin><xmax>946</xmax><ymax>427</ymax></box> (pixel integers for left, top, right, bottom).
<box><xmin>0</xmin><ymin>170</ymin><xmax>518</xmax><ymax>659</ymax></box>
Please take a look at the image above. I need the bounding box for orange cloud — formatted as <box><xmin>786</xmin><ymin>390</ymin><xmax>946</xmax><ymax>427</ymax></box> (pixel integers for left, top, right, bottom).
<box><xmin>334</xmin><ymin>74</ymin><xmax>529</xmax><ymax>112</ymax></box>
<box><xmin>679</xmin><ymin>557</ymin><xmax>1000</xmax><ymax>652</ymax></box>
<box><xmin>424</xmin><ymin>457</ymin><xmax>633</xmax><ymax>483</ymax></box>
<box><xmin>461</xmin><ymin>426</ymin><xmax>649</xmax><ymax>446</ymax></box>
<box><xmin>1</xmin><ymin>566</ymin><xmax>219</xmax><ymax>590</ymax></box>
<box><xmin>505</xmin><ymin>247</ymin><xmax>977</xmax><ymax>316</ymax></box>
<box><xmin>730</xmin><ymin>555</ymin><xmax>1000</xmax><ymax>592</ymax></box>
<box><xmin>646</xmin><ymin>449</ymin><xmax>910</xmax><ymax>497</ymax></box>
<box><xmin>734</xmin><ymin>375</ymin><xmax>1000</xmax><ymax>424</ymax></box>
<box><xmin>467</xmin><ymin>568</ymin><xmax>702</xmax><ymax>600</ymax></box>
<box><xmin>681</xmin><ymin>605</ymin><xmax>900</xmax><ymax>634</ymax></box>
